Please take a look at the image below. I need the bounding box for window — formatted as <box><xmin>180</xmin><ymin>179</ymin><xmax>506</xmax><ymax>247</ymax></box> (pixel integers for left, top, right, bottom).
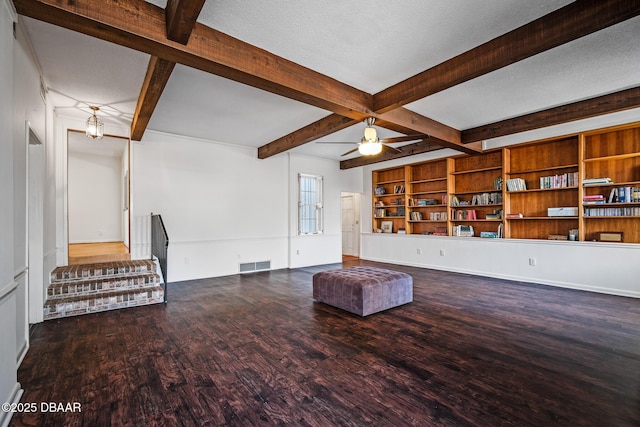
<box><xmin>298</xmin><ymin>174</ymin><xmax>323</xmax><ymax>234</ymax></box>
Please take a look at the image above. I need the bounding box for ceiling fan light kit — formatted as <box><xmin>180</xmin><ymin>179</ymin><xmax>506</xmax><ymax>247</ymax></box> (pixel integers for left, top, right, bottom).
<box><xmin>316</xmin><ymin>117</ymin><xmax>428</xmax><ymax>157</ymax></box>
<box><xmin>358</xmin><ymin>140</ymin><xmax>383</xmax><ymax>155</ymax></box>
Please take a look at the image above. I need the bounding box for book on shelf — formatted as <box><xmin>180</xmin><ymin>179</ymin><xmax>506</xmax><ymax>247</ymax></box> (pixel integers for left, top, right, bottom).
<box><xmin>393</xmin><ymin>185</ymin><xmax>405</xmax><ymax>194</ymax></box>
<box><xmin>583</xmin><ymin>177</ymin><xmax>612</xmax><ymax>186</ymax></box>
<box><xmin>598</xmin><ymin>187</ymin><xmax>640</xmax><ymax>203</ymax></box>
<box><xmin>584</xmin><ymin>206</ymin><xmax>640</xmax><ymax>217</ymax></box>
<box><xmin>455</xmin><ymin>209</ymin><xmax>477</xmax><ymax>220</ymax></box>
<box><xmin>428</xmin><ymin>211</ymin><xmax>447</xmax><ymax>221</ymax></box>
<box><xmin>583</xmin><ymin>194</ymin><xmax>605</xmax><ymax>205</ymax></box>
<box><xmin>505</xmin><ymin>213</ymin><xmax>524</xmax><ymax>219</ymax></box>
<box><xmin>471</xmin><ymin>192</ymin><xmax>502</xmax><ymax>205</ymax></box>
<box><xmin>494</xmin><ymin>177</ymin><xmax>503</xmax><ymax>190</ymax></box>
<box><xmin>433</xmin><ymin>227</ymin><xmax>448</xmax><ymax>236</ymax></box>
<box><xmin>452</xmin><ymin>225</ymin><xmax>474</xmax><ymax>237</ymax></box>
<box><xmin>539</xmin><ymin>172</ymin><xmax>579</xmax><ymax>189</ymax></box>
<box><xmin>480</xmin><ymin>231</ymin><xmax>499</xmax><ymax>238</ymax></box>
<box><xmin>506</xmin><ymin>178</ymin><xmax>527</xmax><ymax>191</ymax></box>
<box><xmin>410</xmin><ymin>211</ymin><xmax>423</xmax><ymax>221</ymax></box>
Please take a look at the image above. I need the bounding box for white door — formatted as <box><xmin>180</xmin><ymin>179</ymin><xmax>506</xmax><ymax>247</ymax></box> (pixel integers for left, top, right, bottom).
<box><xmin>341</xmin><ymin>193</ymin><xmax>360</xmax><ymax>256</ymax></box>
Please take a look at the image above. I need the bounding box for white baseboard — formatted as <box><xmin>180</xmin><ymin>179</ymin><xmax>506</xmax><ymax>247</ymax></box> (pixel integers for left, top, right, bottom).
<box><xmin>0</xmin><ymin>382</ymin><xmax>23</xmax><ymax>427</ymax></box>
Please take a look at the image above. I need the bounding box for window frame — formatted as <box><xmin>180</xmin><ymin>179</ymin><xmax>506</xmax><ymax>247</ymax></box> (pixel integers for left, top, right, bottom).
<box><xmin>298</xmin><ymin>173</ymin><xmax>324</xmax><ymax>235</ymax></box>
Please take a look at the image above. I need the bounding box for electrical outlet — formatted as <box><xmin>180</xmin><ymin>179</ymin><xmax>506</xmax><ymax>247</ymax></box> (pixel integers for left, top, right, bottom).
<box><xmin>184</xmin><ymin>257</ymin><xmax>190</xmax><ymax>265</ymax></box>
<box><xmin>417</xmin><ymin>248</ymin><xmax>422</xmax><ymax>254</ymax></box>
<box><xmin>440</xmin><ymin>249</ymin><xmax>445</xmax><ymax>256</ymax></box>
<box><xmin>529</xmin><ymin>258</ymin><xmax>536</xmax><ymax>266</ymax></box>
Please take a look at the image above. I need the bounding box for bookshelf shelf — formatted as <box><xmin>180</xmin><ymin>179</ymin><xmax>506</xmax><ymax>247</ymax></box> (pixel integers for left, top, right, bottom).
<box><xmin>583</xmin><ymin>216</ymin><xmax>639</xmax><ymax>219</ymax></box>
<box><xmin>583</xmin><ymin>152</ymin><xmax>640</xmax><ymax>162</ymax></box>
<box><xmin>507</xmin><ymin>187</ymin><xmax>578</xmax><ymax>194</ymax></box>
<box><xmin>509</xmin><ymin>164</ymin><xmax>579</xmax><ymax>174</ymax></box>
<box><xmin>451</xmin><ymin>203</ymin><xmax>502</xmax><ymax>208</ymax></box>
<box><xmin>506</xmin><ymin>216</ymin><xmax>578</xmax><ymax>220</ymax></box>
<box><xmin>452</xmin><ymin>190</ymin><xmax>501</xmax><ymax>196</ymax></box>
<box><xmin>409</xmin><ymin>178</ymin><xmax>447</xmax><ymax>184</ymax></box>
<box><xmin>582</xmin><ymin>180</ymin><xmax>640</xmax><ymax>188</ymax></box>
<box><xmin>450</xmin><ymin>166</ymin><xmax>502</xmax><ymax>175</ymax></box>
<box><xmin>451</xmin><ymin>219</ymin><xmax>502</xmax><ymax>222</ymax></box>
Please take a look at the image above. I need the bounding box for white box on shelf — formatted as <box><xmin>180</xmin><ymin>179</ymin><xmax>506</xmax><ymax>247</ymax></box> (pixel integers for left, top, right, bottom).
<box><xmin>548</xmin><ymin>207</ymin><xmax>578</xmax><ymax>217</ymax></box>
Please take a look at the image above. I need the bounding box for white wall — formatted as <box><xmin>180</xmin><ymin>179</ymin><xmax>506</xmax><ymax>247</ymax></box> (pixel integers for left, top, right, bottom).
<box><xmin>68</xmin><ymin>151</ymin><xmax>123</xmax><ymax>243</ymax></box>
<box><xmin>289</xmin><ymin>154</ymin><xmax>343</xmax><ymax>268</ymax></box>
<box><xmin>130</xmin><ymin>132</ymin><xmax>356</xmax><ymax>281</ymax></box>
<box><xmin>1</xmin><ymin>2</ymin><xmax>23</xmax><ymax>425</ymax></box>
<box><xmin>132</xmin><ymin>131</ymin><xmax>290</xmax><ymax>281</ymax></box>
<box><xmin>362</xmin><ymin>234</ymin><xmax>640</xmax><ymax>297</ymax></box>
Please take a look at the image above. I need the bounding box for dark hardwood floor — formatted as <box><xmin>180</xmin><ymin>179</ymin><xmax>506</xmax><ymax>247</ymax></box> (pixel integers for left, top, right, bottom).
<box><xmin>11</xmin><ymin>259</ymin><xmax>640</xmax><ymax>426</ymax></box>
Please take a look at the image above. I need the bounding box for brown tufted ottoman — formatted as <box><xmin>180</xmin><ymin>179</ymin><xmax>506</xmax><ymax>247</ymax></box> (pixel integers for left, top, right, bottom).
<box><xmin>313</xmin><ymin>267</ymin><xmax>413</xmax><ymax>316</ymax></box>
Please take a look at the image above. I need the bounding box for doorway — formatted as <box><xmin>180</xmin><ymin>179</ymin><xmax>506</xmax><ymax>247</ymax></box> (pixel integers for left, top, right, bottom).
<box><xmin>341</xmin><ymin>192</ymin><xmax>361</xmax><ymax>257</ymax></box>
<box><xmin>67</xmin><ymin>131</ymin><xmax>130</xmax><ymax>264</ymax></box>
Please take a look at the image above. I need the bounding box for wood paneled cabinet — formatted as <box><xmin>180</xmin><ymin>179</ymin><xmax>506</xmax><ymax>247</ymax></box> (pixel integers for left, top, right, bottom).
<box><xmin>371</xmin><ymin>122</ymin><xmax>640</xmax><ymax>243</ymax></box>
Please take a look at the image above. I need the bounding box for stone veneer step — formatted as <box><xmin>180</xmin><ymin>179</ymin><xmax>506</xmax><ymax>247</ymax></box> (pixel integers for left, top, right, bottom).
<box><xmin>45</xmin><ymin>259</ymin><xmax>164</xmax><ymax>320</ymax></box>
<box><xmin>47</xmin><ymin>272</ymin><xmax>161</xmax><ymax>298</ymax></box>
<box><xmin>50</xmin><ymin>259</ymin><xmax>157</xmax><ymax>283</ymax></box>
<box><xmin>44</xmin><ymin>286</ymin><xmax>164</xmax><ymax>320</ymax></box>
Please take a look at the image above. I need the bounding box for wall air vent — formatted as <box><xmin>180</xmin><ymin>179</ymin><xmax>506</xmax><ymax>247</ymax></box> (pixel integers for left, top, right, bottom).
<box><xmin>239</xmin><ymin>261</ymin><xmax>271</xmax><ymax>274</ymax></box>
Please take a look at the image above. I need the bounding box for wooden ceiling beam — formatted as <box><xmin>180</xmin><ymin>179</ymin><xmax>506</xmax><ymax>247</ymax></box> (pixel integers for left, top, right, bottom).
<box><xmin>165</xmin><ymin>0</ymin><xmax>206</xmax><ymax>44</ymax></box>
<box><xmin>130</xmin><ymin>57</ymin><xmax>176</xmax><ymax>141</ymax></box>
<box><xmin>131</xmin><ymin>0</ymin><xmax>206</xmax><ymax>141</ymax></box>
<box><xmin>462</xmin><ymin>86</ymin><xmax>640</xmax><ymax>143</ymax></box>
<box><xmin>258</xmin><ymin>114</ymin><xmax>358</xmax><ymax>159</ymax></box>
<box><xmin>13</xmin><ymin>0</ymin><xmax>374</xmax><ymax>118</ymax></box>
<box><xmin>373</xmin><ymin>0</ymin><xmax>640</xmax><ymax>113</ymax></box>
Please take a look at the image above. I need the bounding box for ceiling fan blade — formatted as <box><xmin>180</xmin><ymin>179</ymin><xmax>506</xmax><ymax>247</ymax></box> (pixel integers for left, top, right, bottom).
<box><xmin>316</xmin><ymin>141</ymin><xmax>358</xmax><ymax>145</ymax></box>
<box><xmin>382</xmin><ymin>144</ymin><xmax>401</xmax><ymax>153</ymax></box>
<box><xmin>341</xmin><ymin>147</ymin><xmax>361</xmax><ymax>156</ymax></box>
<box><xmin>380</xmin><ymin>134</ymin><xmax>430</xmax><ymax>144</ymax></box>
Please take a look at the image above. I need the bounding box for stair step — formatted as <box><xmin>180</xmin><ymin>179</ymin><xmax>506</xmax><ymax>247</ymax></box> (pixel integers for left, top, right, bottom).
<box><xmin>47</xmin><ymin>273</ymin><xmax>161</xmax><ymax>298</ymax></box>
<box><xmin>44</xmin><ymin>286</ymin><xmax>164</xmax><ymax>320</ymax></box>
<box><xmin>51</xmin><ymin>260</ymin><xmax>156</xmax><ymax>283</ymax></box>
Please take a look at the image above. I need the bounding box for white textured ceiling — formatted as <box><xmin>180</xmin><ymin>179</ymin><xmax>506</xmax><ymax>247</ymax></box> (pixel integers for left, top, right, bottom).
<box><xmin>20</xmin><ymin>1</ymin><xmax>640</xmax><ymax>161</ymax></box>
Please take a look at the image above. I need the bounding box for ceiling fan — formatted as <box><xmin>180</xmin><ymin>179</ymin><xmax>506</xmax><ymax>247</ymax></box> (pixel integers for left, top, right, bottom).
<box><xmin>317</xmin><ymin>117</ymin><xmax>429</xmax><ymax>156</ymax></box>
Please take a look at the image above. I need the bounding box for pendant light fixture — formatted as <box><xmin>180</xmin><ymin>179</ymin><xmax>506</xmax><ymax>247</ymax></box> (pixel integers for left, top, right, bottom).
<box><xmin>86</xmin><ymin>106</ymin><xmax>104</xmax><ymax>139</ymax></box>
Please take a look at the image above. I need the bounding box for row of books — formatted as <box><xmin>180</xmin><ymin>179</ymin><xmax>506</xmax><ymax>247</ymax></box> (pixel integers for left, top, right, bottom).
<box><xmin>471</xmin><ymin>192</ymin><xmax>502</xmax><ymax>205</ymax></box>
<box><xmin>540</xmin><ymin>172</ymin><xmax>579</xmax><ymax>189</ymax></box>
<box><xmin>411</xmin><ymin>211</ymin><xmax>449</xmax><ymax>221</ymax></box>
<box><xmin>584</xmin><ymin>207</ymin><xmax>640</xmax><ymax>217</ymax></box>
<box><xmin>408</xmin><ymin>196</ymin><xmax>445</xmax><ymax>206</ymax></box>
<box><xmin>610</xmin><ymin>187</ymin><xmax>640</xmax><ymax>203</ymax></box>
<box><xmin>421</xmin><ymin>227</ymin><xmax>448</xmax><ymax>236</ymax></box>
<box><xmin>393</xmin><ymin>185</ymin><xmax>405</xmax><ymax>194</ymax></box>
<box><xmin>505</xmin><ymin>178</ymin><xmax>527</xmax><ymax>191</ymax></box>
<box><xmin>454</xmin><ymin>209</ymin><xmax>477</xmax><ymax>220</ymax></box>
<box><xmin>584</xmin><ymin>187</ymin><xmax>640</xmax><ymax>204</ymax></box>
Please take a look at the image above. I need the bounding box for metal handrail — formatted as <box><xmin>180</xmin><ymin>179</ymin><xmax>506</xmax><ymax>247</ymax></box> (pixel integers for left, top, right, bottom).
<box><xmin>151</xmin><ymin>213</ymin><xmax>169</xmax><ymax>303</ymax></box>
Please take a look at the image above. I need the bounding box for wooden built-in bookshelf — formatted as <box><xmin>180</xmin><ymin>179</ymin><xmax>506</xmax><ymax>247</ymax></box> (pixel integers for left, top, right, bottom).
<box><xmin>370</xmin><ymin>122</ymin><xmax>640</xmax><ymax>243</ymax></box>
<box><xmin>503</xmin><ymin>136</ymin><xmax>579</xmax><ymax>240</ymax></box>
<box><xmin>581</xmin><ymin>125</ymin><xmax>640</xmax><ymax>243</ymax></box>
<box><xmin>449</xmin><ymin>151</ymin><xmax>503</xmax><ymax>238</ymax></box>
